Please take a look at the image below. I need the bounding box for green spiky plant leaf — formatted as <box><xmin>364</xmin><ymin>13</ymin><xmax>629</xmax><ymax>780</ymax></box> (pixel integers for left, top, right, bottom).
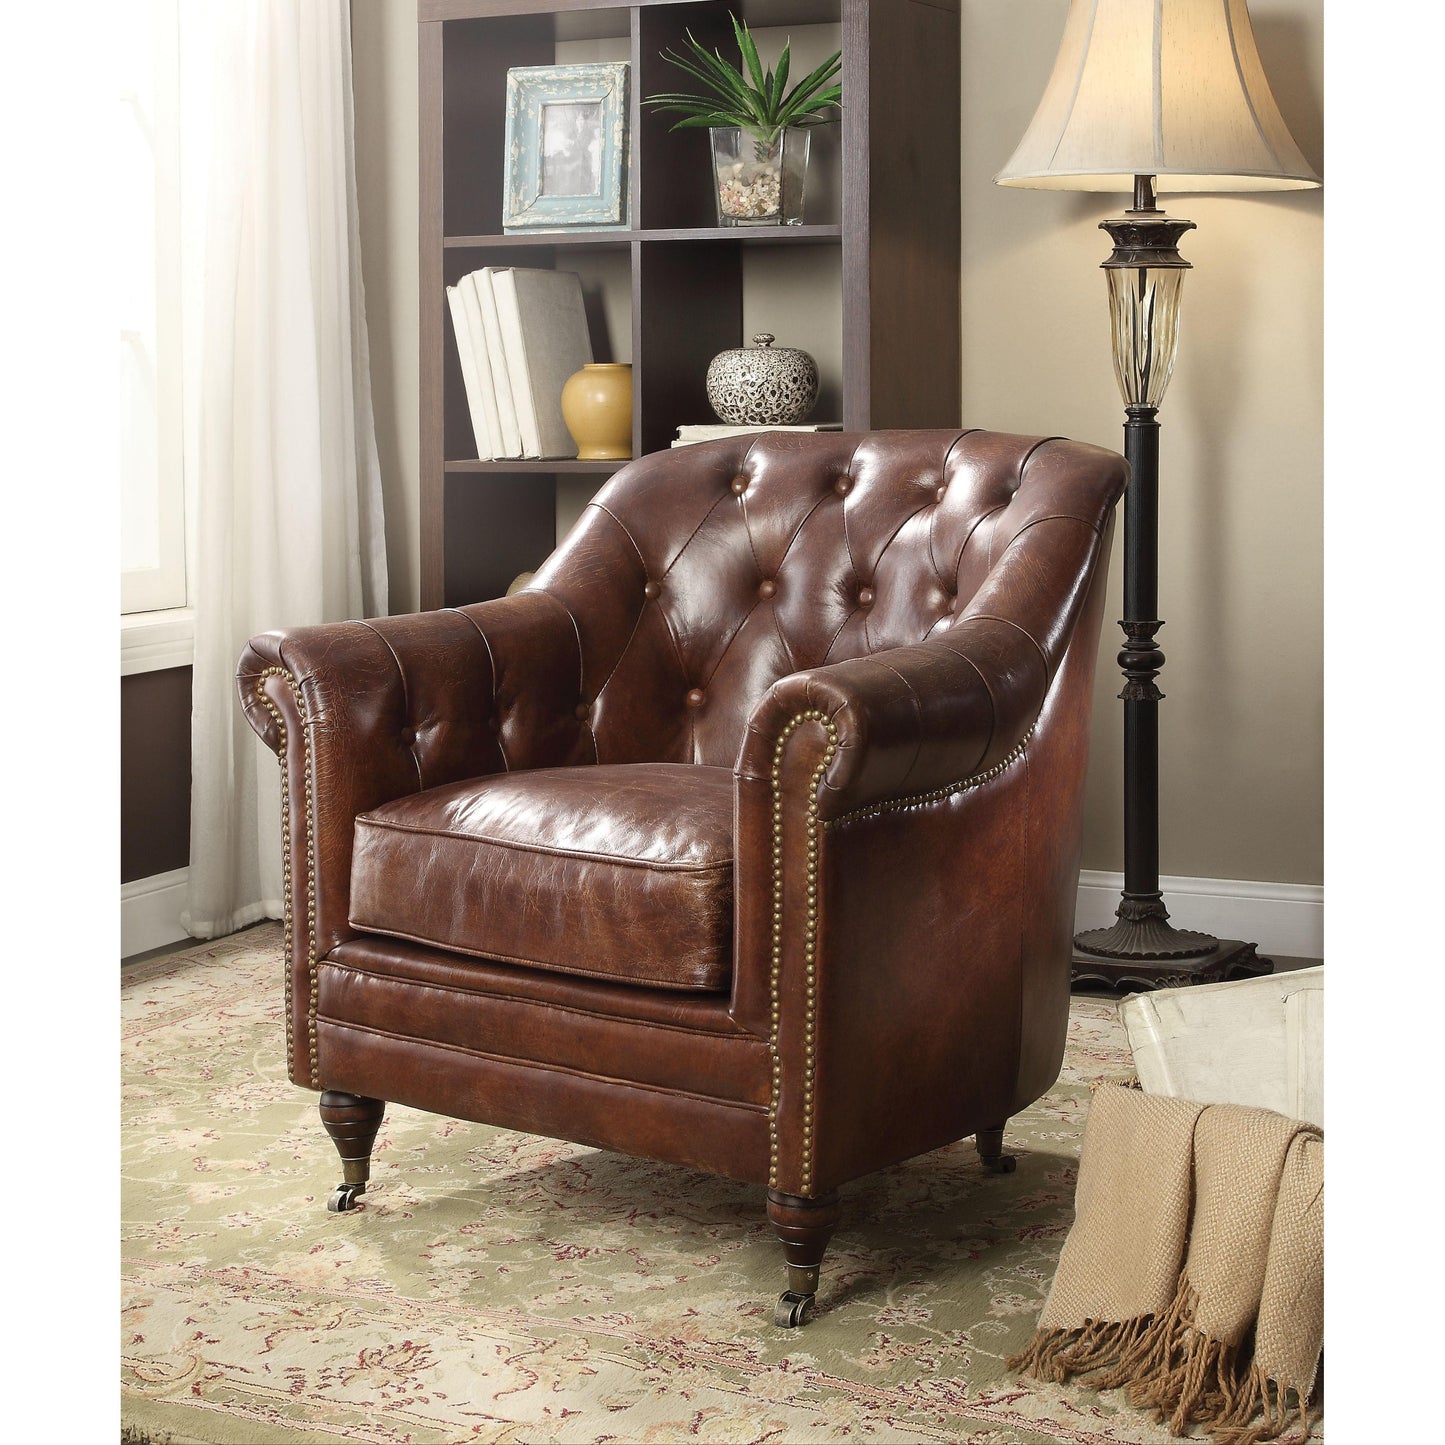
<box><xmin>642</xmin><ymin>12</ymin><xmax>841</xmax><ymax>149</ymax></box>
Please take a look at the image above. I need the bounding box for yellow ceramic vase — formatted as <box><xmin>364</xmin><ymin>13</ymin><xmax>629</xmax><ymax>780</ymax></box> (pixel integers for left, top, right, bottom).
<box><xmin>561</xmin><ymin>363</ymin><xmax>633</xmax><ymax>461</ymax></box>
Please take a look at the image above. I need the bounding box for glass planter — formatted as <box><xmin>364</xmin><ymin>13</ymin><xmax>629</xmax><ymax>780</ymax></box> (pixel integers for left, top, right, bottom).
<box><xmin>710</xmin><ymin>126</ymin><xmax>810</xmax><ymax>226</ymax></box>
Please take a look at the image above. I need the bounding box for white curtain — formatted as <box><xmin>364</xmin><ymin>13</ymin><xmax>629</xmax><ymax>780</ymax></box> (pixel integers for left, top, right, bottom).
<box><xmin>183</xmin><ymin>0</ymin><xmax>388</xmax><ymax>940</ymax></box>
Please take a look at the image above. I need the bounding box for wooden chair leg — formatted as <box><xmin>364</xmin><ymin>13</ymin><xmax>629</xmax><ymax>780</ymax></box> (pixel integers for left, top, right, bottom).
<box><xmin>319</xmin><ymin>1090</ymin><xmax>385</xmax><ymax>1213</ymax></box>
<box><xmin>766</xmin><ymin>1188</ymin><xmax>841</xmax><ymax>1327</ymax></box>
<box><xmin>975</xmin><ymin>1122</ymin><xmax>1017</xmax><ymax>1174</ymax></box>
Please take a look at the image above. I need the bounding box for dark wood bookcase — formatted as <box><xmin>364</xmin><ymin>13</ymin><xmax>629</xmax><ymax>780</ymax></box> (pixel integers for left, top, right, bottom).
<box><xmin>418</xmin><ymin>0</ymin><xmax>960</xmax><ymax>609</ymax></box>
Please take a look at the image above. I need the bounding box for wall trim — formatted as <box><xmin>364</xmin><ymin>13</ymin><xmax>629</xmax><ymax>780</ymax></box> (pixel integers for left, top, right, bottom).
<box><xmin>1075</xmin><ymin>872</ymin><xmax>1324</xmax><ymax>961</ymax></box>
<box><xmin>121</xmin><ymin>866</ymin><xmax>1319</xmax><ymax>963</ymax></box>
<box><xmin>122</xmin><ymin>868</ymin><xmax>190</xmax><ymax>959</ymax></box>
<box><xmin>121</xmin><ymin>608</ymin><xmax>195</xmax><ymax>676</ymax></box>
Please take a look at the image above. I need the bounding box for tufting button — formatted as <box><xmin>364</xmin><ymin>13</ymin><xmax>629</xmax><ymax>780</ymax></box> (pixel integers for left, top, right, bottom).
<box><xmin>935</xmin><ymin>485</ymin><xmax>948</xmax><ymax>504</ymax></box>
<box><xmin>644</xmin><ymin>580</ymin><xmax>660</xmax><ymax>600</ymax></box>
<box><xmin>400</xmin><ymin>726</ymin><xmax>416</xmax><ymax>746</ymax></box>
<box><xmin>686</xmin><ymin>688</ymin><xmax>706</xmax><ymax>708</ymax></box>
<box><xmin>834</xmin><ymin>476</ymin><xmax>852</xmax><ymax>496</ymax></box>
<box><xmin>758</xmin><ymin>579</ymin><xmax>777</xmax><ymax>600</ymax></box>
<box><xmin>858</xmin><ymin>587</ymin><xmax>875</xmax><ymax>608</ymax></box>
<box><xmin>731</xmin><ymin>475</ymin><xmax>748</xmax><ymax>496</ymax></box>
<box><xmin>488</xmin><ymin>715</ymin><xmax>502</xmax><ymax>734</ymax></box>
<box><xmin>575</xmin><ymin>702</ymin><xmax>591</xmax><ymax>720</ymax></box>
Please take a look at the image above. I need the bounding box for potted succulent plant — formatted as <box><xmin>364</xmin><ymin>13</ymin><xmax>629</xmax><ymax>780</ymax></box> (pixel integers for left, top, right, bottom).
<box><xmin>643</xmin><ymin>13</ymin><xmax>841</xmax><ymax>227</ymax></box>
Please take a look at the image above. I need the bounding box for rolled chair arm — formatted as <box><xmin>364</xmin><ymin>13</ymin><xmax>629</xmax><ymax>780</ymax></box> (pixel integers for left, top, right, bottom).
<box><xmin>737</xmin><ymin>616</ymin><xmax>1051</xmax><ymax>822</ymax></box>
<box><xmin>236</xmin><ymin>591</ymin><xmax>586</xmax><ymax>964</ymax></box>
<box><xmin>737</xmin><ymin>491</ymin><xmax>1116</xmax><ymax>819</ymax></box>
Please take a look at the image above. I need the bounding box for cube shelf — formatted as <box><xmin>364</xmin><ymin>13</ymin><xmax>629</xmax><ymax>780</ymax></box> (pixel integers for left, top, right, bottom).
<box><xmin>419</xmin><ymin>0</ymin><xmax>960</xmax><ymax>608</ymax></box>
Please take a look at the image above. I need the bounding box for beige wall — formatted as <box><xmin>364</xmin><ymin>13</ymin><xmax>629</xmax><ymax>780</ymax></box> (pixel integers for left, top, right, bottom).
<box><xmin>349</xmin><ymin>0</ymin><xmax>1323</xmax><ymax>889</ymax></box>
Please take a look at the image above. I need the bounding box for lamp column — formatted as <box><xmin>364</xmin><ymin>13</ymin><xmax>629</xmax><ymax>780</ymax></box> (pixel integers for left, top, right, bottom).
<box><xmin>1071</xmin><ymin>176</ymin><xmax>1271</xmax><ymax>990</ymax></box>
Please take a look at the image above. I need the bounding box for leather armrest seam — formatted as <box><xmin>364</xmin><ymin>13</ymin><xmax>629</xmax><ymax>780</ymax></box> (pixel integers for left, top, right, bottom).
<box><xmin>950</xmin><ymin>613</ymin><xmax>1052</xmax><ymax>686</ymax></box>
<box><xmin>813</xmin><ymin>655</ymin><xmax>925</xmax><ymax>799</ymax></box>
<box><xmin>822</xmin><ymin>722</ymin><xmax>1035</xmax><ymax>831</ymax></box>
<box><xmin>451</xmin><ymin>607</ymin><xmax>508</xmax><ymax>774</ymax></box>
<box><xmin>1005</xmin><ymin>508</ymin><xmax>1106</xmax><ymax>541</ymax></box>
<box><xmin>357</xmin><ymin>620</ymin><xmax>424</xmax><ymax>793</ymax></box>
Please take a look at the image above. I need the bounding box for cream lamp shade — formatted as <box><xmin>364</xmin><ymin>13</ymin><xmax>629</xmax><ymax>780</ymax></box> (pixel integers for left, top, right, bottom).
<box><xmin>995</xmin><ymin>0</ymin><xmax>1320</xmax><ymax>192</ymax></box>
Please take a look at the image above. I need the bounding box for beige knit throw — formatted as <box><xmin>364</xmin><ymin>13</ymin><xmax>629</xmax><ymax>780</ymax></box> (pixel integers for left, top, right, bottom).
<box><xmin>1009</xmin><ymin>1083</ymin><xmax>1323</xmax><ymax>1443</ymax></box>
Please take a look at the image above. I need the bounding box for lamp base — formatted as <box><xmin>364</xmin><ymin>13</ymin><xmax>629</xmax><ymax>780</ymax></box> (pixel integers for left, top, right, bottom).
<box><xmin>1071</xmin><ymin>937</ymin><xmax>1272</xmax><ymax>992</ymax></box>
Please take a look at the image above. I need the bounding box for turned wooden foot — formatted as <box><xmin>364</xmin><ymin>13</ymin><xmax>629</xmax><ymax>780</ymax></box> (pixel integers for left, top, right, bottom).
<box><xmin>767</xmin><ymin>1188</ymin><xmax>841</xmax><ymax>1327</ymax></box>
<box><xmin>319</xmin><ymin>1091</ymin><xmax>385</xmax><ymax>1212</ymax></box>
<box><xmin>975</xmin><ymin>1122</ymin><xmax>1017</xmax><ymax>1174</ymax></box>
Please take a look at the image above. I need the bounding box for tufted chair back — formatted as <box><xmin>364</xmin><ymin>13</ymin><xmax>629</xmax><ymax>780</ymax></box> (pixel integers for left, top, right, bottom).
<box><xmin>531</xmin><ymin>428</ymin><xmax>1111</xmax><ymax>770</ymax></box>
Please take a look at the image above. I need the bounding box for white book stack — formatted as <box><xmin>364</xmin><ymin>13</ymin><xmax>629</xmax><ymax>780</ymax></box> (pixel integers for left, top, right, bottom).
<box><xmin>672</xmin><ymin>422</ymin><xmax>842</xmax><ymax>447</ymax></box>
<box><xmin>475</xmin><ymin>269</ymin><xmax>524</xmax><ymax>457</ymax></box>
<box><xmin>447</xmin><ymin>267</ymin><xmax>594</xmax><ymax>460</ymax></box>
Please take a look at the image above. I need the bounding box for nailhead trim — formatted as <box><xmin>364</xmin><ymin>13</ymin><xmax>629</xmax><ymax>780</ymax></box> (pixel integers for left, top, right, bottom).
<box><xmin>254</xmin><ymin>667</ymin><xmax>318</xmax><ymax>1087</ymax></box>
<box><xmin>823</xmin><ymin>724</ymin><xmax>1036</xmax><ymax>831</ymax></box>
<box><xmin>767</xmin><ymin>709</ymin><xmax>839</xmax><ymax>1194</ymax></box>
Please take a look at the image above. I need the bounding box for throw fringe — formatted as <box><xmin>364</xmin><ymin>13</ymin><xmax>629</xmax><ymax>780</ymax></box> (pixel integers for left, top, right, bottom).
<box><xmin>1086</xmin><ymin>1272</ymin><xmax>1198</xmax><ymax>1392</ymax></box>
<box><xmin>1006</xmin><ymin>1312</ymin><xmax>1154</xmax><ymax>1383</ymax></box>
<box><xmin>1011</xmin><ymin>1271</ymin><xmax>1317</xmax><ymax>1444</ymax></box>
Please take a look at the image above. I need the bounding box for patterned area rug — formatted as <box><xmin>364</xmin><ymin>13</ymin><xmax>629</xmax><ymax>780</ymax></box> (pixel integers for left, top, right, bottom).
<box><xmin>121</xmin><ymin>925</ymin><xmax>1312</xmax><ymax>1444</ymax></box>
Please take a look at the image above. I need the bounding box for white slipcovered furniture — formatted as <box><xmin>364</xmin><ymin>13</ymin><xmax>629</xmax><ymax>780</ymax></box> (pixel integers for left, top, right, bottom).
<box><xmin>1119</xmin><ymin>967</ymin><xmax>1322</xmax><ymax>1128</ymax></box>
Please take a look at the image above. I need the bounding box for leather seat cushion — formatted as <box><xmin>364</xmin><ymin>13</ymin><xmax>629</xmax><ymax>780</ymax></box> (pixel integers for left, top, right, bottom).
<box><xmin>349</xmin><ymin>763</ymin><xmax>735</xmax><ymax>992</ymax></box>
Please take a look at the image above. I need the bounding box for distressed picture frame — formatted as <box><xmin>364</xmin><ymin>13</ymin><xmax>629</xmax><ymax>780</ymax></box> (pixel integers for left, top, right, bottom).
<box><xmin>503</xmin><ymin>63</ymin><xmax>630</xmax><ymax>232</ymax></box>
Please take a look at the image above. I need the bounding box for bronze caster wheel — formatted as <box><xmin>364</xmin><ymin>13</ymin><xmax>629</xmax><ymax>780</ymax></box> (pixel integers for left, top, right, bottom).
<box><xmin>982</xmin><ymin>1153</ymin><xmax>1017</xmax><ymax>1175</ymax></box>
<box><xmin>774</xmin><ymin>1290</ymin><xmax>815</xmax><ymax>1328</ymax></box>
<box><xmin>327</xmin><ymin>1181</ymin><xmax>366</xmax><ymax>1212</ymax></box>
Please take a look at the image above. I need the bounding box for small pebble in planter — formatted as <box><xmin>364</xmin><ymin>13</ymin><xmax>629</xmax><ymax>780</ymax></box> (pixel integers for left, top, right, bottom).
<box><xmin>718</xmin><ymin>164</ymin><xmax>782</xmax><ymax>222</ymax></box>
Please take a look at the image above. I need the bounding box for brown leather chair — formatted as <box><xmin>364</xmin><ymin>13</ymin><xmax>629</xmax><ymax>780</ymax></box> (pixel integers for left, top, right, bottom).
<box><xmin>238</xmin><ymin>428</ymin><xmax>1125</xmax><ymax>1326</ymax></box>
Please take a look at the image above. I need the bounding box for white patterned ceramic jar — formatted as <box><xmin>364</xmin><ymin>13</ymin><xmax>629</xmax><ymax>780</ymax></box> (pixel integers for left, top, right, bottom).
<box><xmin>705</xmin><ymin>333</ymin><xmax>819</xmax><ymax>426</ymax></box>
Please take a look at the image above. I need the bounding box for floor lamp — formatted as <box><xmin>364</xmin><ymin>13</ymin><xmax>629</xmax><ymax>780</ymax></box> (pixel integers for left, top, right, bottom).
<box><xmin>995</xmin><ymin>0</ymin><xmax>1320</xmax><ymax>990</ymax></box>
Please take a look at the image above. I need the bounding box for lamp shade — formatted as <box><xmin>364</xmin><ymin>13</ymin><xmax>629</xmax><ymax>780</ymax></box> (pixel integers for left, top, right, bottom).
<box><xmin>995</xmin><ymin>0</ymin><xmax>1320</xmax><ymax>193</ymax></box>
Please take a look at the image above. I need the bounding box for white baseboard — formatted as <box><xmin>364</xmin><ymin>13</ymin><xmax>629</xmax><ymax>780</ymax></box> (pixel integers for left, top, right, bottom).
<box><xmin>119</xmin><ymin>865</ymin><xmax>1321</xmax><ymax>965</ymax></box>
<box><xmin>1075</xmin><ymin>871</ymin><xmax>1323</xmax><ymax>960</ymax></box>
<box><xmin>122</xmin><ymin>868</ymin><xmax>190</xmax><ymax>959</ymax></box>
